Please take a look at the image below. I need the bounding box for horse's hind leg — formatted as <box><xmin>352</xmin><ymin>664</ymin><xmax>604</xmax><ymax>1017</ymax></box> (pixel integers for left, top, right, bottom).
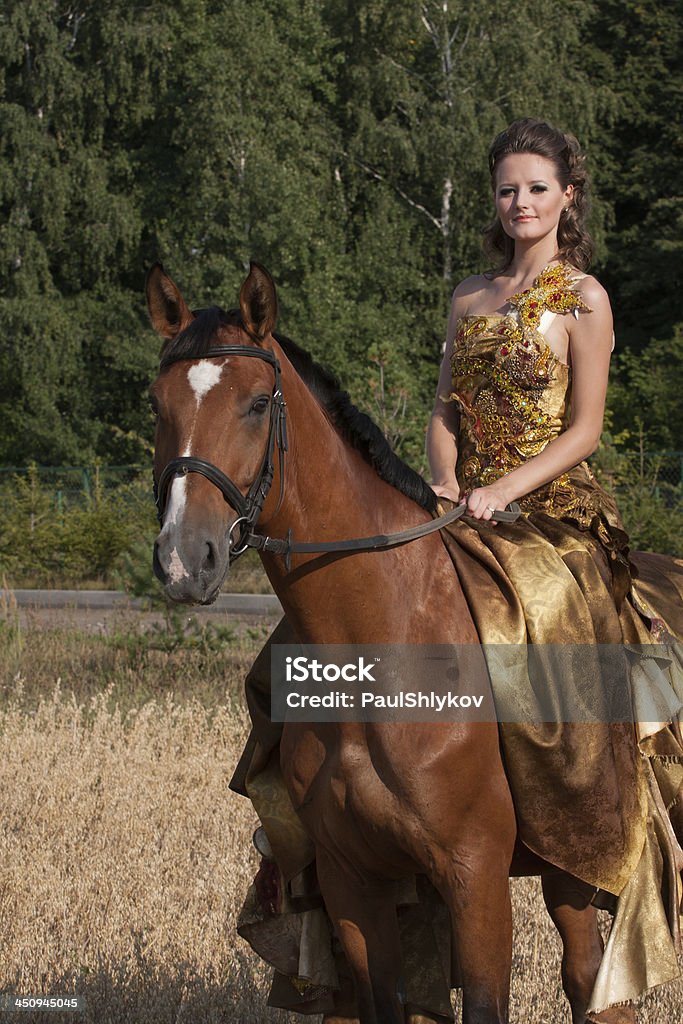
<box><xmin>541</xmin><ymin>869</ymin><xmax>635</xmax><ymax>1024</ymax></box>
<box><xmin>317</xmin><ymin>848</ymin><xmax>405</xmax><ymax>1024</ymax></box>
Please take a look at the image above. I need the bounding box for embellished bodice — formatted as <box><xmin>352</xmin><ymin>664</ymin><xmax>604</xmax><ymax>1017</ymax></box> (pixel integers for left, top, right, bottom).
<box><xmin>449</xmin><ymin>263</ymin><xmax>621</xmax><ymax>532</ymax></box>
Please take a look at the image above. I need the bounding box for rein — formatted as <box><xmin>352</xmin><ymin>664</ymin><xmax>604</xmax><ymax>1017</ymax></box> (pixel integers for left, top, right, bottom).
<box><xmin>154</xmin><ymin>344</ymin><xmax>520</xmax><ymax>567</ymax></box>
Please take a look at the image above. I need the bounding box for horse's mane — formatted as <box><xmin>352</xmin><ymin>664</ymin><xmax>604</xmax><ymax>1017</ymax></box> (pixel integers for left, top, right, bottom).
<box><xmin>159</xmin><ymin>306</ymin><xmax>240</xmax><ymax>366</ymax></box>
<box><xmin>160</xmin><ymin>307</ymin><xmax>438</xmax><ymax>514</ymax></box>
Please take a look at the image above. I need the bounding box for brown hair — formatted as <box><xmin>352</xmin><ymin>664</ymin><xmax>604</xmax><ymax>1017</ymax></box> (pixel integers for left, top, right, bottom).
<box><xmin>483</xmin><ymin>117</ymin><xmax>593</xmax><ymax>272</ymax></box>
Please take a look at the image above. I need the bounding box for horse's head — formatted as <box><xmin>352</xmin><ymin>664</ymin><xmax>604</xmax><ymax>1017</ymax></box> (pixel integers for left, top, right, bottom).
<box><xmin>147</xmin><ymin>261</ymin><xmax>284</xmax><ymax>604</ymax></box>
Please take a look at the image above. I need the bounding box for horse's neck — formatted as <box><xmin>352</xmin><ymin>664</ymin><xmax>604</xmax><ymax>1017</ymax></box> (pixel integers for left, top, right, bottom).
<box><xmin>263</xmin><ymin>355</ymin><xmax>426</xmax><ymax>538</ymax></box>
<box><xmin>258</xmin><ymin>358</ymin><xmax>479</xmax><ymax>645</ymax></box>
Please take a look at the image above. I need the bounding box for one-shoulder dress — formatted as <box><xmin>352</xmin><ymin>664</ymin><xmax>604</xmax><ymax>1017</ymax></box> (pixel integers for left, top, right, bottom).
<box><xmin>438</xmin><ymin>261</ymin><xmax>683</xmax><ymax>1011</ymax></box>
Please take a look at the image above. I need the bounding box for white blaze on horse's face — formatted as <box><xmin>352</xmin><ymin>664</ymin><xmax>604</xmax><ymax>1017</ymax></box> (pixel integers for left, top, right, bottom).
<box><xmin>159</xmin><ymin>359</ymin><xmax>228</xmax><ymax>583</ymax></box>
<box><xmin>187</xmin><ymin>360</ymin><xmax>224</xmax><ymax>405</ymax></box>
<box><xmin>163</xmin><ymin>449</ymin><xmax>191</xmax><ymax>583</ymax></box>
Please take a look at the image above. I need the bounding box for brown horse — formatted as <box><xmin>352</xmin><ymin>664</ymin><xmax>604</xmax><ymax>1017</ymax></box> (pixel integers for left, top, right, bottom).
<box><xmin>147</xmin><ymin>261</ymin><xmax>634</xmax><ymax>1024</ymax></box>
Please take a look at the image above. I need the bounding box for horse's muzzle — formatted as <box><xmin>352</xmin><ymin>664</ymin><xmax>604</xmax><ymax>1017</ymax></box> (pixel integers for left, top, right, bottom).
<box><xmin>153</xmin><ymin>526</ymin><xmax>228</xmax><ymax>605</ymax></box>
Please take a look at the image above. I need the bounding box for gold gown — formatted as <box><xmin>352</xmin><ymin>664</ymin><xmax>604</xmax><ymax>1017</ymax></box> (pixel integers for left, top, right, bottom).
<box><xmin>437</xmin><ymin>261</ymin><xmax>683</xmax><ymax>1013</ymax></box>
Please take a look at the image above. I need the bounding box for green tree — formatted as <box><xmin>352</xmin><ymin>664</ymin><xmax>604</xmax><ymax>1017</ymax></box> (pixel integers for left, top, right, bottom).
<box><xmin>0</xmin><ymin>0</ymin><xmax>680</xmax><ymax>473</ymax></box>
<box><xmin>586</xmin><ymin>0</ymin><xmax>683</xmax><ymax>348</ymax></box>
<box><xmin>608</xmin><ymin>327</ymin><xmax>683</xmax><ymax>451</ymax></box>
<box><xmin>0</xmin><ymin>2</ymin><xmax>173</xmax><ymax>464</ymax></box>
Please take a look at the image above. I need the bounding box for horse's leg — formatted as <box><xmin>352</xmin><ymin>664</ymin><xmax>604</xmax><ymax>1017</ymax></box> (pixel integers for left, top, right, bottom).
<box><xmin>317</xmin><ymin>848</ymin><xmax>405</xmax><ymax>1024</ymax></box>
<box><xmin>321</xmin><ymin>955</ymin><xmax>359</xmax><ymax>1024</ymax></box>
<box><xmin>437</xmin><ymin>851</ymin><xmax>513</xmax><ymax>1024</ymax></box>
<box><xmin>541</xmin><ymin>869</ymin><xmax>636</xmax><ymax>1024</ymax></box>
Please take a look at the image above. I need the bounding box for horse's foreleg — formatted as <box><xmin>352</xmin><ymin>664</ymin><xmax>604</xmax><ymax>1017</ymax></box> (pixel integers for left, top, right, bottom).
<box><xmin>541</xmin><ymin>870</ymin><xmax>635</xmax><ymax>1024</ymax></box>
<box><xmin>438</xmin><ymin>852</ymin><xmax>513</xmax><ymax>1024</ymax></box>
<box><xmin>317</xmin><ymin>848</ymin><xmax>405</xmax><ymax>1024</ymax></box>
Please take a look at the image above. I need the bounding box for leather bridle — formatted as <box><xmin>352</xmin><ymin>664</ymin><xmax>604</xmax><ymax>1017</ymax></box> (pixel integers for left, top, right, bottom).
<box><xmin>154</xmin><ymin>344</ymin><xmax>520</xmax><ymax>568</ymax></box>
<box><xmin>154</xmin><ymin>345</ymin><xmax>288</xmax><ymax>559</ymax></box>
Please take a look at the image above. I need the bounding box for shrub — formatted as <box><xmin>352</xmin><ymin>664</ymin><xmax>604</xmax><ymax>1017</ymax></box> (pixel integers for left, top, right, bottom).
<box><xmin>0</xmin><ymin>465</ymin><xmax>157</xmax><ymax>587</ymax></box>
<box><xmin>592</xmin><ymin>435</ymin><xmax>682</xmax><ymax>557</ymax></box>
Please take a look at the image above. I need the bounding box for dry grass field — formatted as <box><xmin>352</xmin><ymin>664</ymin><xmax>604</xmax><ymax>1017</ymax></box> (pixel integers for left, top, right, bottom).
<box><xmin>0</xmin><ymin>606</ymin><xmax>681</xmax><ymax>1023</ymax></box>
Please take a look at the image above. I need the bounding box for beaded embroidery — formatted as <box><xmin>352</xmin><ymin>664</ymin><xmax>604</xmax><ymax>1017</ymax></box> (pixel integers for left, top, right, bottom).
<box><xmin>507</xmin><ymin>262</ymin><xmax>592</xmax><ymax>335</ymax></box>
<box><xmin>449</xmin><ymin>262</ymin><xmax>603</xmax><ymax>523</ymax></box>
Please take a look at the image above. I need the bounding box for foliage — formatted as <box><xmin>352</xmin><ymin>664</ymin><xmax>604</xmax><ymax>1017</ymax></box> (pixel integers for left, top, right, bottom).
<box><xmin>607</xmin><ymin>325</ymin><xmax>683</xmax><ymax>450</ymax></box>
<box><xmin>586</xmin><ymin>0</ymin><xmax>683</xmax><ymax>350</ymax></box>
<box><xmin>0</xmin><ymin>464</ymin><xmax>157</xmax><ymax>586</ymax></box>
<box><xmin>0</xmin><ymin>465</ymin><xmax>276</xmax><ymax>590</ymax></box>
<box><xmin>592</xmin><ymin>434</ymin><xmax>683</xmax><ymax>557</ymax></box>
<box><xmin>0</xmin><ymin>0</ymin><xmax>680</xmax><ymax>489</ymax></box>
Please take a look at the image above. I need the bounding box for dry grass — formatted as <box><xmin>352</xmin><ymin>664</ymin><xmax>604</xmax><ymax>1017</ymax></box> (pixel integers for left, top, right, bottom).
<box><xmin>0</xmin><ymin>616</ymin><xmax>289</xmax><ymax>1023</ymax></box>
<box><xmin>0</xmin><ymin>615</ymin><xmax>680</xmax><ymax>1023</ymax></box>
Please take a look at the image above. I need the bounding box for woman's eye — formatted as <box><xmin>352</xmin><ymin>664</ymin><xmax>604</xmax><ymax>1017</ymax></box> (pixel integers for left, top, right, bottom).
<box><xmin>250</xmin><ymin>396</ymin><xmax>270</xmax><ymax>415</ymax></box>
<box><xmin>499</xmin><ymin>187</ymin><xmax>514</xmax><ymax>197</ymax></box>
<box><xmin>531</xmin><ymin>185</ymin><xmax>548</xmax><ymax>193</ymax></box>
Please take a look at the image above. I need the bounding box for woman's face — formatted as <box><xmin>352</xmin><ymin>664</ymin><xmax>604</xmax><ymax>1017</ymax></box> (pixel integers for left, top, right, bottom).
<box><xmin>494</xmin><ymin>152</ymin><xmax>573</xmax><ymax>246</ymax></box>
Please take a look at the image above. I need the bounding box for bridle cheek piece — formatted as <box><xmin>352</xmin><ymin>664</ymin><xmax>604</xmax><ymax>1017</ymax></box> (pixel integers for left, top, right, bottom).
<box><xmin>154</xmin><ymin>345</ymin><xmax>288</xmax><ymax>561</ymax></box>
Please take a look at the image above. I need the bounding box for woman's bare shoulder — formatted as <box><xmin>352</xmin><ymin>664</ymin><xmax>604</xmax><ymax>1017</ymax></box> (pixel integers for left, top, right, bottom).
<box><xmin>451</xmin><ymin>273</ymin><xmax>497</xmax><ymax>318</ymax></box>
<box><xmin>570</xmin><ymin>270</ymin><xmax>611</xmax><ymax>313</ymax></box>
<box><xmin>567</xmin><ymin>270</ymin><xmax>614</xmax><ymax>354</ymax></box>
<box><xmin>453</xmin><ymin>273</ymin><xmax>492</xmax><ymax>300</ymax></box>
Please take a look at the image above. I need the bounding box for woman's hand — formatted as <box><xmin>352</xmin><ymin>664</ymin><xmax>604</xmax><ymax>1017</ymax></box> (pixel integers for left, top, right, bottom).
<box><xmin>431</xmin><ymin>482</ymin><xmax>461</xmax><ymax>504</ymax></box>
<box><xmin>465</xmin><ymin>484</ymin><xmax>512</xmax><ymax>522</ymax></box>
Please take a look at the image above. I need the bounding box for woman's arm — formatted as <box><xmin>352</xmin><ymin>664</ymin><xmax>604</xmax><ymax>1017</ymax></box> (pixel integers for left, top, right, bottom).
<box><xmin>427</xmin><ymin>286</ymin><xmax>465</xmax><ymax>503</ymax></box>
<box><xmin>466</xmin><ymin>277</ymin><xmax>614</xmax><ymax>519</ymax></box>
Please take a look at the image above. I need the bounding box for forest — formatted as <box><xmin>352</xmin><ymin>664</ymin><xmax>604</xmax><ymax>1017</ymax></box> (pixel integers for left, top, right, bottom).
<box><xmin>1</xmin><ymin>0</ymin><xmax>682</xmax><ymax>474</ymax></box>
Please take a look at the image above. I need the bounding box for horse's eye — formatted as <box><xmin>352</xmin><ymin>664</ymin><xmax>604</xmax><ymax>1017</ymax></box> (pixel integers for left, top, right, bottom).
<box><xmin>250</xmin><ymin>396</ymin><xmax>270</xmax><ymax>415</ymax></box>
<box><xmin>149</xmin><ymin>397</ymin><xmax>159</xmax><ymax>417</ymax></box>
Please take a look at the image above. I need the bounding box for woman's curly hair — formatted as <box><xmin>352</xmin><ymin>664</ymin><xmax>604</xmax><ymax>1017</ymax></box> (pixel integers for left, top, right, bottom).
<box><xmin>483</xmin><ymin>117</ymin><xmax>593</xmax><ymax>272</ymax></box>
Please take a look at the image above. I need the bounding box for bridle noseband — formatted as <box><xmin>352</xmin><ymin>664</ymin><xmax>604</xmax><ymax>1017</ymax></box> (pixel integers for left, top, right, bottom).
<box><xmin>154</xmin><ymin>345</ymin><xmax>288</xmax><ymax>559</ymax></box>
<box><xmin>154</xmin><ymin>343</ymin><xmax>521</xmax><ymax>569</ymax></box>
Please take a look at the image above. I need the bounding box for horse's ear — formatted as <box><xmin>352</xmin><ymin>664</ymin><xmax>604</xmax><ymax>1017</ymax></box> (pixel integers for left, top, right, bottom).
<box><xmin>239</xmin><ymin>261</ymin><xmax>278</xmax><ymax>340</ymax></box>
<box><xmin>146</xmin><ymin>263</ymin><xmax>194</xmax><ymax>340</ymax></box>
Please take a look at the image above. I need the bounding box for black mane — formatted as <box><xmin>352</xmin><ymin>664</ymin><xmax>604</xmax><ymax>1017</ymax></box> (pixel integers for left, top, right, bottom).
<box><xmin>160</xmin><ymin>307</ymin><xmax>438</xmax><ymax>514</ymax></box>
<box><xmin>159</xmin><ymin>306</ymin><xmax>242</xmax><ymax>367</ymax></box>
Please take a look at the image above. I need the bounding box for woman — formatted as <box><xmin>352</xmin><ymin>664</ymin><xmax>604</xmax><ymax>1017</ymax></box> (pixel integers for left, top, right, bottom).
<box><xmin>428</xmin><ymin>118</ymin><xmax>612</xmax><ymax>525</ymax></box>
<box><xmin>428</xmin><ymin>117</ymin><xmax>683</xmax><ymax>1018</ymax></box>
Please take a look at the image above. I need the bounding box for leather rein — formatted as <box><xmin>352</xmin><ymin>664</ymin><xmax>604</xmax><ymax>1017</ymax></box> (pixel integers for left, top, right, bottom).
<box><xmin>154</xmin><ymin>344</ymin><xmax>520</xmax><ymax>567</ymax></box>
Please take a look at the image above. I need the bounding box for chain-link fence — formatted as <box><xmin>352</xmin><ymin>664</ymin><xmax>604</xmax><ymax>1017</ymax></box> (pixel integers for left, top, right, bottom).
<box><xmin>617</xmin><ymin>451</ymin><xmax>683</xmax><ymax>490</ymax></box>
<box><xmin>0</xmin><ymin>457</ymin><xmax>681</xmax><ymax>505</ymax></box>
<box><xmin>0</xmin><ymin>465</ymin><xmax>148</xmax><ymax>512</ymax></box>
